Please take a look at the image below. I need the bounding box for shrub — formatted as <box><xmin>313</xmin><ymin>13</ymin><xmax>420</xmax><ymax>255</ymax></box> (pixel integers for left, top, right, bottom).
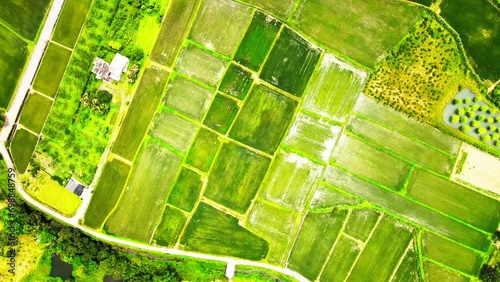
<box><xmin>460</xmin><ymin>116</ymin><xmax>468</xmax><ymax>123</ymax></box>
<box><xmin>480</xmin><ymin>105</ymin><xmax>489</xmax><ymax>112</ymax></box>
<box><xmin>478</xmin><ymin>127</ymin><xmax>487</xmax><ymax>134</ymax></box>
<box><xmin>474</xmin><ymin>96</ymin><xmax>482</xmax><ymax>102</ymax></box>
<box><xmin>456</xmin><ymin>108</ymin><xmax>465</xmax><ymax>115</ymax></box>
<box><xmin>472</xmin><ymin>104</ymin><xmax>480</xmax><ymax>111</ymax></box>
<box><xmin>471</xmin><ymin>120</ymin><xmax>481</xmax><ymax>127</ymax></box>
<box><xmin>487</xmin><ymin>117</ymin><xmax>495</xmax><ymax>123</ymax></box>
<box><xmin>450</xmin><ymin>115</ymin><xmax>460</xmax><ymax>124</ymax></box>
<box><xmin>464</xmin><ymin>106</ymin><xmax>472</xmax><ymax>112</ymax></box>
<box><xmin>492</xmin><ymin>134</ymin><xmax>499</xmax><ymax>140</ymax></box>
<box><xmin>461</xmin><ymin>125</ymin><xmax>471</xmax><ymax>132</ymax></box>
<box><xmin>489</xmin><ymin>125</ymin><xmax>497</xmax><ymax>131</ymax></box>
<box><xmin>496</xmin><ymin>116</ymin><xmax>500</xmax><ymax>123</ymax></box>
<box><xmin>477</xmin><ymin>115</ymin><xmax>486</xmax><ymax>121</ymax></box>
<box><xmin>464</xmin><ymin>97</ymin><xmax>472</xmax><ymax>104</ymax></box>
<box><xmin>487</xmin><ymin>108</ymin><xmax>496</xmax><ymax>114</ymax></box>
<box><xmin>481</xmin><ymin>135</ymin><xmax>491</xmax><ymax>142</ymax></box>
<box><xmin>496</xmin><ymin>140</ymin><xmax>500</xmax><ymax>147</ymax></box>
<box><xmin>466</xmin><ymin>111</ymin><xmax>476</xmax><ymax>118</ymax></box>
<box><xmin>453</xmin><ymin>98</ymin><xmax>462</xmax><ymax>105</ymax></box>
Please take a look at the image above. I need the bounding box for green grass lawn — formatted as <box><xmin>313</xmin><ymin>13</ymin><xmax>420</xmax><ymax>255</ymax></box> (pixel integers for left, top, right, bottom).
<box><xmin>52</xmin><ymin>0</ymin><xmax>93</xmax><ymax>48</ymax></box>
<box><xmin>19</xmin><ymin>92</ymin><xmax>53</xmax><ymax>133</ymax></box>
<box><xmin>10</xmin><ymin>128</ymin><xmax>38</xmax><ymax>174</ymax></box>
<box><xmin>33</xmin><ymin>43</ymin><xmax>72</xmax><ymax>97</ymax></box>
<box><xmin>0</xmin><ymin>0</ymin><xmax>51</xmax><ymax>40</ymax></box>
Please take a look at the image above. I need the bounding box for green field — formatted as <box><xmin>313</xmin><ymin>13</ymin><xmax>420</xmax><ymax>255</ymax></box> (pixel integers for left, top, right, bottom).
<box><xmin>258</xmin><ymin>151</ymin><xmax>323</xmax><ymax>212</ymax></box>
<box><xmin>407</xmin><ymin>169</ymin><xmax>500</xmax><ymax>232</ymax></box>
<box><xmin>185</xmin><ymin>128</ymin><xmax>220</xmax><ymax>172</ymax></box>
<box><xmin>347</xmin><ymin>216</ymin><xmax>414</xmax><ymax>282</ymax></box>
<box><xmin>440</xmin><ymin>0</ymin><xmax>500</xmax><ymax>80</ymax></box>
<box><xmin>113</xmin><ymin>66</ymin><xmax>170</xmax><ymax>161</ymax></box>
<box><xmin>52</xmin><ymin>0</ymin><xmax>93</xmax><ymax>47</ymax></box>
<box><xmin>204</xmin><ymin>142</ymin><xmax>270</xmax><ymax>214</ymax></box>
<box><xmin>302</xmin><ymin>54</ymin><xmax>366</xmax><ymax>122</ymax></box>
<box><xmin>105</xmin><ymin>142</ymin><xmax>183</xmax><ymax>242</ymax></box>
<box><xmin>240</xmin><ymin>0</ymin><xmax>295</xmax><ymax>19</ymax></box>
<box><xmin>175</xmin><ymin>44</ymin><xmax>228</xmax><ymax>87</ymax></box>
<box><xmin>151</xmin><ymin>0</ymin><xmax>201</xmax><ymax>67</ymax></box>
<box><xmin>189</xmin><ymin>0</ymin><xmax>253</xmax><ymax>57</ymax></box>
<box><xmin>288</xmin><ymin>210</ymin><xmax>347</xmax><ymax>280</ymax></box>
<box><xmin>320</xmin><ymin>235</ymin><xmax>361</xmax><ymax>282</ymax></box>
<box><xmin>245</xmin><ymin>200</ymin><xmax>300</xmax><ymax>265</ymax></box>
<box><xmin>0</xmin><ymin>24</ymin><xmax>29</xmax><ymax>108</ymax></box>
<box><xmin>10</xmin><ymin>129</ymin><xmax>38</xmax><ymax>174</ymax></box>
<box><xmin>332</xmin><ymin>135</ymin><xmax>410</xmax><ymax>191</ymax></box>
<box><xmin>309</xmin><ymin>184</ymin><xmax>361</xmax><ymax>210</ymax></box>
<box><xmin>229</xmin><ymin>84</ymin><xmax>297</xmax><ymax>154</ymax></box>
<box><xmin>218</xmin><ymin>63</ymin><xmax>253</xmax><ymax>99</ymax></box>
<box><xmin>423</xmin><ymin>260</ymin><xmax>469</xmax><ymax>282</ymax></box>
<box><xmin>0</xmin><ymin>0</ymin><xmax>50</xmax><ymax>40</ymax></box>
<box><xmin>163</xmin><ymin>75</ymin><xmax>215</xmax><ymax>121</ymax></box>
<box><xmin>283</xmin><ymin>112</ymin><xmax>341</xmax><ymax>162</ymax></box>
<box><xmin>344</xmin><ymin>209</ymin><xmax>380</xmax><ymax>242</ymax></box>
<box><xmin>32</xmin><ymin>43</ymin><xmax>72</xmax><ymax>97</ymax></box>
<box><xmin>150</xmin><ymin>110</ymin><xmax>198</xmax><ymax>154</ymax></box>
<box><xmin>19</xmin><ymin>92</ymin><xmax>52</xmax><ymax>133</ymax></box>
<box><xmin>234</xmin><ymin>11</ymin><xmax>281</xmax><ymax>71</ymax></box>
<box><xmin>153</xmin><ymin>205</ymin><xmax>187</xmax><ymax>247</ymax></box>
<box><xmin>260</xmin><ymin>27</ymin><xmax>321</xmax><ymax>97</ymax></box>
<box><xmin>181</xmin><ymin>203</ymin><xmax>269</xmax><ymax>260</ymax></box>
<box><xmin>203</xmin><ymin>94</ymin><xmax>239</xmax><ymax>134</ymax></box>
<box><xmin>347</xmin><ymin>115</ymin><xmax>456</xmax><ymax>175</ymax></box>
<box><xmin>323</xmin><ymin>166</ymin><xmax>491</xmax><ymax>251</ymax></box>
<box><xmin>291</xmin><ymin>0</ymin><xmax>421</xmax><ymax>68</ymax></box>
<box><xmin>392</xmin><ymin>247</ymin><xmax>420</xmax><ymax>282</ymax></box>
<box><xmin>83</xmin><ymin>158</ymin><xmax>131</xmax><ymax>229</ymax></box>
<box><xmin>421</xmin><ymin>232</ymin><xmax>483</xmax><ymax>275</ymax></box>
<box><xmin>167</xmin><ymin>167</ymin><xmax>203</xmax><ymax>212</ymax></box>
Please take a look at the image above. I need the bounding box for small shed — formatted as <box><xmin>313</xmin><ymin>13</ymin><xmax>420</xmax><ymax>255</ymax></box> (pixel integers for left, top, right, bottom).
<box><xmin>225</xmin><ymin>262</ymin><xmax>235</xmax><ymax>280</ymax></box>
<box><xmin>109</xmin><ymin>53</ymin><xmax>129</xmax><ymax>81</ymax></box>
<box><xmin>65</xmin><ymin>178</ymin><xmax>85</xmax><ymax>197</ymax></box>
<box><xmin>91</xmin><ymin>57</ymin><xmax>110</xmax><ymax>81</ymax></box>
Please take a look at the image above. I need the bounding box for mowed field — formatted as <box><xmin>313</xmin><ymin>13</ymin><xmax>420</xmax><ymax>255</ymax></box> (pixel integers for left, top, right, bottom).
<box><xmin>0</xmin><ymin>0</ymin><xmax>51</xmax><ymax>40</ymax></box>
<box><xmin>33</xmin><ymin>43</ymin><xmax>72</xmax><ymax>98</ymax></box>
<box><xmin>51</xmin><ymin>0</ymin><xmax>93</xmax><ymax>48</ymax></box>
<box><xmin>19</xmin><ymin>92</ymin><xmax>52</xmax><ymax>133</ymax></box>
<box><xmin>10</xmin><ymin>129</ymin><xmax>38</xmax><ymax>174</ymax></box>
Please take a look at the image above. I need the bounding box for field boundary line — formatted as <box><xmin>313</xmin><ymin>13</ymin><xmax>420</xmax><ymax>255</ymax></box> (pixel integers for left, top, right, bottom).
<box><xmin>257</xmin><ymin>24</ymin><xmax>284</xmax><ymax>75</ymax></box>
<box><xmin>201</xmin><ymin>197</ymin><xmax>245</xmax><ymax>221</ymax></box>
<box><xmin>0</xmin><ymin>18</ymin><xmax>31</xmax><ymax>44</ymax></box>
<box><xmin>49</xmin><ymin>40</ymin><xmax>73</xmax><ymax>52</ymax></box>
<box><xmin>111</xmin><ymin>153</ymin><xmax>132</xmax><ymax>166</ymax></box>
<box><xmin>31</xmin><ymin>89</ymin><xmax>54</xmax><ymax>101</ymax></box>
<box><xmin>229</xmin><ymin>7</ymin><xmax>256</xmax><ymax>60</ymax></box>
<box><xmin>172</xmin><ymin>70</ymin><xmax>217</xmax><ymax>91</ymax></box>
<box><xmin>388</xmin><ymin>238</ymin><xmax>414</xmax><ymax>282</ymax></box>
<box><xmin>149</xmin><ymin>61</ymin><xmax>173</xmax><ymax>72</ymax></box>
<box><xmin>184</xmin><ymin>39</ymin><xmax>232</xmax><ymax>62</ymax></box>
<box><xmin>287</xmin><ymin>0</ymin><xmax>303</xmax><ymax>22</ymax></box>
<box><xmin>422</xmin><ymin>258</ymin><xmax>474</xmax><ymax>279</ymax></box>
<box><xmin>17</xmin><ymin>124</ymin><xmax>39</xmax><ymax>137</ymax></box>
<box><xmin>258</xmin><ymin>79</ymin><xmax>301</xmax><ymax>102</ymax></box>
<box><xmin>341</xmin><ymin>232</ymin><xmax>365</xmax><ymax>247</ymax></box>
<box><xmin>399</xmin><ymin>164</ymin><xmax>415</xmax><ymax>194</ymax></box>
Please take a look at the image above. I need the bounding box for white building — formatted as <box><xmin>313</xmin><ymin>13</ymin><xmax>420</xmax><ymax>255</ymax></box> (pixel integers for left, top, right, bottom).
<box><xmin>91</xmin><ymin>53</ymin><xmax>129</xmax><ymax>82</ymax></box>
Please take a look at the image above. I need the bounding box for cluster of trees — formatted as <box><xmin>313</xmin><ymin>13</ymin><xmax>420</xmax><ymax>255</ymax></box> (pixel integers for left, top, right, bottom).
<box><xmin>80</xmin><ymin>90</ymin><xmax>113</xmax><ymax>116</ymax></box>
<box><xmin>491</xmin><ymin>86</ymin><xmax>500</xmax><ymax>109</ymax></box>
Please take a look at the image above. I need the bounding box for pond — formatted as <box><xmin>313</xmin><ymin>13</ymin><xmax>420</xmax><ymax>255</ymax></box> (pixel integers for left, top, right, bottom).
<box><xmin>50</xmin><ymin>254</ymin><xmax>73</xmax><ymax>280</ymax></box>
<box><xmin>103</xmin><ymin>275</ymin><xmax>123</xmax><ymax>282</ymax></box>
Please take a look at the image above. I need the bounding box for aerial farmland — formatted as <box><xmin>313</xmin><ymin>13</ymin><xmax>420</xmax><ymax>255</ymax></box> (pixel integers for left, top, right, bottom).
<box><xmin>1</xmin><ymin>0</ymin><xmax>499</xmax><ymax>281</ymax></box>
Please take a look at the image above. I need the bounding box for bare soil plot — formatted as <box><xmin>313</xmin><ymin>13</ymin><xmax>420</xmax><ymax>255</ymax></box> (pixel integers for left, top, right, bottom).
<box><xmin>150</xmin><ymin>110</ymin><xmax>198</xmax><ymax>154</ymax></box>
<box><xmin>175</xmin><ymin>44</ymin><xmax>228</xmax><ymax>87</ymax></box>
<box><xmin>238</xmin><ymin>0</ymin><xmax>295</xmax><ymax>19</ymax></box>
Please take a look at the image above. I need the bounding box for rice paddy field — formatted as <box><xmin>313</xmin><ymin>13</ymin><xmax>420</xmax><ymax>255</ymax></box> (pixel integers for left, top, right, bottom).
<box><xmin>18</xmin><ymin>92</ymin><xmax>53</xmax><ymax>133</ymax></box>
<box><xmin>9</xmin><ymin>0</ymin><xmax>497</xmax><ymax>280</ymax></box>
<box><xmin>0</xmin><ymin>0</ymin><xmax>51</xmax><ymax>40</ymax></box>
<box><xmin>32</xmin><ymin>43</ymin><xmax>72</xmax><ymax>98</ymax></box>
<box><xmin>51</xmin><ymin>0</ymin><xmax>93</xmax><ymax>48</ymax></box>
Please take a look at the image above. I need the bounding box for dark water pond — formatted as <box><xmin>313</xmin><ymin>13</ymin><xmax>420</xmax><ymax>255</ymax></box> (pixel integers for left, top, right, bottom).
<box><xmin>50</xmin><ymin>254</ymin><xmax>73</xmax><ymax>280</ymax></box>
<box><xmin>103</xmin><ymin>275</ymin><xmax>123</xmax><ymax>282</ymax></box>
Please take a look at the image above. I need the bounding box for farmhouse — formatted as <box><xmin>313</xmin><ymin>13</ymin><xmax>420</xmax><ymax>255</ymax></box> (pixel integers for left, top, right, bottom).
<box><xmin>91</xmin><ymin>53</ymin><xmax>129</xmax><ymax>82</ymax></box>
<box><xmin>65</xmin><ymin>177</ymin><xmax>86</xmax><ymax>197</ymax></box>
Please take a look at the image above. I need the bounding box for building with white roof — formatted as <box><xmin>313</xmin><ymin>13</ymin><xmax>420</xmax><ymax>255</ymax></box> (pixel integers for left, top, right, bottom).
<box><xmin>91</xmin><ymin>53</ymin><xmax>129</xmax><ymax>82</ymax></box>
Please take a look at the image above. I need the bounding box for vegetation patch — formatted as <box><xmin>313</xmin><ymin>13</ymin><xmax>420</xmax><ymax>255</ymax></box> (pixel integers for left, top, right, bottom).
<box><xmin>218</xmin><ymin>63</ymin><xmax>253</xmax><ymax>99</ymax></box>
<box><xmin>11</xmin><ymin>129</ymin><xmax>38</xmax><ymax>174</ymax></box>
<box><xmin>163</xmin><ymin>75</ymin><xmax>215</xmax><ymax>121</ymax></box>
<box><xmin>260</xmin><ymin>27</ymin><xmax>321</xmax><ymax>97</ymax></box>
<box><xmin>0</xmin><ymin>0</ymin><xmax>50</xmax><ymax>40</ymax></box>
<box><xmin>239</xmin><ymin>0</ymin><xmax>295</xmax><ymax>19</ymax></box>
<box><xmin>204</xmin><ymin>142</ymin><xmax>270</xmax><ymax>214</ymax></box>
<box><xmin>343</xmin><ymin>209</ymin><xmax>381</xmax><ymax>242</ymax></box>
<box><xmin>309</xmin><ymin>184</ymin><xmax>362</xmax><ymax>210</ymax></box>
<box><xmin>392</xmin><ymin>247</ymin><xmax>421</xmax><ymax>282</ymax></box>
<box><xmin>52</xmin><ymin>0</ymin><xmax>93</xmax><ymax>48</ymax></box>
<box><xmin>188</xmin><ymin>0</ymin><xmax>253</xmax><ymax>57</ymax></box>
<box><xmin>185</xmin><ymin>128</ymin><xmax>220</xmax><ymax>172</ymax></box>
<box><xmin>320</xmin><ymin>235</ymin><xmax>362</xmax><ymax>282</ymax></box>
<box><xmin>175</xmin><ymin>44</ymin><xmax>228</xmax><ymax>87</ymax></box>
<box><xmin>113</xmin><ymin>66</ymin><xmax>170</xmax><ymax>161</ymax></box>
<box><xmin>83</xmin><ymin>158</ymin><xmax>131</xmax><ymax>229</ymax></box>
<box><xmin>234</xmin><ymin>11</ymin><xmax>281</xmax><ymax>71</ymax></box>
<box><xmin>105</xmin><ymin>142</ymin><xmax>182</xmax><ymax>242</ymax></box>
<box><xmin>167</xmin><ymin>167</ymin><xmax>203</xmax><ymax>212</ymax></box>
<box><xmin>19</xmin><ymin>92</ymin><xmax>52</xmax><ymax>133</ymax></box>
<box><xmin>203</xmin><ymin>94</ymin><xmax>239</xmax><ymax>134</ymax></box>
<box><xmin>150</xmin><ymin>110</ymin><xmax>199</xmax><ymax>154</ymax></box>
<box><xmin>423</xmin><ymin>260</ymin><xmax>469</xmax><ymax>282</ymax></box>
<box><xmin>33</xmin><ymin>43</ymin><xmax>72</xmax><ymax>98</ymax></box>
<box><xmin>181</xmin><ymin>202</ymin><xmax>269</xmax><ymax>260</ymax></box>
<box><xmin>229</xmin><ymin>84</ymin><xmax>297</xmax><ymax>154</ymax></box>
<box><xmin>153</xmin><ymin>205</ymin><xmax>187</xmax><ymax>247</ymax></box>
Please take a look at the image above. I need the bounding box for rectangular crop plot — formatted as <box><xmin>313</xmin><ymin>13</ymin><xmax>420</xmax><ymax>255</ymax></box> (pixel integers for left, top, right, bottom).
<box><xmin>392</xmin><ymin>246</ymin><xmax>420</xmax><ymax>282</ymax></box>
<box><xmin>347</xmin><ymin>115</ymin><xmax>456</xmax><ymax>175</ymax></box>
<box><xmin>0</xmin><ymin>25</ymin><xmax>29</xmax><ymax>108</ymax></box>
<box><xmin>344</xmin><ymin>209</ymin><xmax>381</xmax><ymax>242</ymax></box>
<box><xmin>33</xmin><ymin>43</ymin><xmax>72</xmax><ymax>98</ymax></box>
<box><xmin>163</xmin><ymin>75</ymin><xmax>215</xmax><ymax>121</ymax></box>
<box><xmin>105</xmin><ymin>142</ymin><xmax>183</xmax><ymax>242</ymax></box>
<box><xmin>421</xmin><ymin>232</ymin><xmax>483</xmax><ymax>276</ymax></box>
<box><xmin>11</xmin><ymin>129</ymin><xmax>38</xmax><ymax>174</ymax></box>
<box><xmin>0</xmin><ymin>0</ymin><xmax>50</xmax><ymax>40</ymax></box>
<box><xmin>309</xmin><ymin>183</ymin><xmax>361</xmax><ymax>210</ymax></box>
<box><xmin>320</xmin><ymin>235</ymin><xmax>361</xmax><ymax>282</ymax></box>
<box><xmin>150</xmin><ymin>110</ymin><xmax>198</xmax><ymax>154</ymax></box>
<box><xmin>113</xmin><ymin>66</ymin><xmax>169</xmax><ymax>161</ymax></box>
<box><xmin>83</xmin><ymin>158</ymin><xmax>131</xmax><ymax>229</ymax></box>
<box><xmin>52</xmin><ymin>0</ymin><xmax>93</xmax><ymax>48</ymax></box>
<box><xmin>353</xmin><ymin>95</ymin><xmax>461</xmax><ymax>155</ymax></box>
<box><xmin>292</xmin><ymin>0</ymin><xmax>420</xmax><ymax>68</ymax></box>
<box><xmin>284</xmin><ymin>112</ymin><xmax>341</xmax><ymax>162</ymax></box>
<box><xmin>153</xmin><ymin>205</ymin><xmax>187</xmax><ymax>247</ymax></box>
<box><xmin>303</xmin><ymin>54</ymin><xmax>367</xmax><ymax>122</ymax></box>
<box><xmin>189</xmin><ymin>0</ymin><xmax>253</xmax><ymax>57</ymax></box>
<box><xmin>260</xmin><ymin>27</ymin><xmax>321</xmax><ymax>97</ymax></box>
<box><xmin>242</xmin><ymin>0</ymin><xmax>295</xmax><ymax>19</ymax></box>
<box><xmin>234</xmin><ymin>11</ymin><xmax>281</xmax><ymax>71</ymax></box>
<box><xmin>288</xmin><ymin>210</ymin><xmax>347</xmax><ymax>281</ymax></box>
<box><xmin>202</xmin><ymin>94</ymin><xmax>239</xmax><ymax>134</ymax></box>
<box><xmin>332</xmin><ymin>134</ymin><xmax>410</xmax><ymax>191</ymax></box>
<box><xmin>245</xmin><ymin>200</ymin><xmax>300</xmax><ymax>265</ymax></box>
<box><xmin>167</xmin><ymin>167</ymin><xmax>203</xmax><ymax>212</ymax></box>
<box><xmin>259</xmin><ymin>151</ymin><xmax>323</xmax><ymax>212</ymax></box>
<box><xmin>204</xmin><ymin>142</ymin><xmax>270</xmax><ymax>214</ymax></box>
<box><xmin>175</xmin><ymin>44</ymin><xmax>228</xmax><ymax>87</ymax></box>
<box><xmin>347</xmin><ymin>216</ymin><xmax>413</xmax><ymax>282</ymax></box>
<box><xmin>423</xmin><ymin>261</ymin><xmax>469</xmax><ymax>282</ymax></box>
<box><xmin>186</xmin><ymin>128</ymin><xmax>220</xmax><ymax>172</ymax></box>
<box><xmin>181</xmin><ymin>202</ymin><xmax>269</xmax><ymax>260</ymax></box>
<box><xmin>19</xmin><ymin>92</ymin><xmax>52</xmax><ymax>133</ymax></box>
<box><xmin>151</xmin><ymin>0</ymin><xmax>201</xmax><ymax>67</ymax></box>
<box><xmin>323</xmin><ymin>166</ymin><xmax>491</xmax><ymax>251</ymax></box>
<box><xmin>229</xmin><ymin>84</ymin><xmax>297</xmax><ymax>154</ymax></box>
<box><xmin>407</xmin><ymin>169</ymin><xmax>500</xmax><ymax>233</ymax></box>
<box><xmin>218</xmin><ymin>63</ymin><xmax>253</xmax><ymax>99</ymax></box>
